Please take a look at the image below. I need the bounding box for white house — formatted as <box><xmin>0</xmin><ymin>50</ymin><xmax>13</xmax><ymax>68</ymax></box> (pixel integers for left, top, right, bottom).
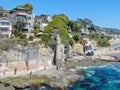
<box><xmin>0</xmin><ymin>17</ymin><xmax>12</xmax><ymax>38</ymax></box>
<box><xmin>81</xmin><ymin>28</ymin><xmax>89</xmax><ymax>35</ymax></box>
<box><xmin>35</xmin><ymin>15</ymin><xmax>52</xmax><ymax>31</ymax></box>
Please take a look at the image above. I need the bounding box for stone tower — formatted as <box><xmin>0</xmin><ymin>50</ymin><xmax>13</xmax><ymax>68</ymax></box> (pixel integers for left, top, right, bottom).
<box><xmin>52</xmin><ymin>26</ymin><xmax>64</xmax><ymax>69</ymax></box>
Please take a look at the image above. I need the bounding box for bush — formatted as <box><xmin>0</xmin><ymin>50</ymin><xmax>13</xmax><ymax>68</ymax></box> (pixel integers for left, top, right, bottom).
<box><xmin>87</xmin><ymin>33</ymin><xmax>110</xmax><ymax>47</ymax></box>
<box><xmin>32</xmin><ymin>29</ymin><xmax>39</xmax><ymax>36</ymax></box>
<box><xmin>13</xmin><ymin>30</ymin><xmax>27</xmax><ymax>40</ymax></box>
<box><xmin>97</xmin><ymin>38</ymin><xmax>110</xmax><ymax>47</ymax></box>
<box><xmin>13</xmin><ymin>30</ymin><xmax>19</xmax><ymax>38</ymax></box>
<box><xmin>19</xmin><ymin>32</ymin><xmax>27</xmax><ymax>40</ymax></box>
<box><xmin>41</xmin><ymin>34</ymin><xmax>51</xmax><ymax>45</ymax></box>
<box><xmin>28</xmin><ymin>35</ymin><xmax>34</xmax><ymax>41</ymax></box>
<box><xmin>72</xmin><ymin>32</ymin><xmax>81</xmax><ymax>42</ymax></box>
<box><xmin>23</xmin><ymin>40</ymin><xmax>28</xmax><ymax>46</ymax></box>
<box><xmin>69</xmin><ymin>38</ymin><xmax>75</xmax><ymax>46</ymax></box>
<box><xmin>88</xmin><ymin>33</ymin><xmax>98</xmax><ymax>39</ymax></box>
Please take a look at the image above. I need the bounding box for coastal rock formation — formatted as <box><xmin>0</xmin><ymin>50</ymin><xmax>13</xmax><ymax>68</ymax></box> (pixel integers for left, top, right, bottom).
<box><xmin>72</xmin><ymin>43</ymin><xmax>84</xmax><ymax>55</ymax></box>
<box><xmin>50</xmin><ymin>72</ymin><xmax>81</xmax><ymax>90</ymax></box>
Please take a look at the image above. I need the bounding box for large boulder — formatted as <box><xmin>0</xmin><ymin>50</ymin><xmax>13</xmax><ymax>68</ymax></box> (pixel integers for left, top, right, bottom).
<box><xmin>72</xmin><ymin>43</ymin><xmax>84</xmax><ymax>55</ymax></box>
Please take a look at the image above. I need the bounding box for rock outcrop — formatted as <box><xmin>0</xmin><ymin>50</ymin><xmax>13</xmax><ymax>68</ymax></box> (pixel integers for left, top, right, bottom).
<box><xmin>72</xmin><ymin>43</ymin><xmax>84</xmax><ymax>55</ymax></box>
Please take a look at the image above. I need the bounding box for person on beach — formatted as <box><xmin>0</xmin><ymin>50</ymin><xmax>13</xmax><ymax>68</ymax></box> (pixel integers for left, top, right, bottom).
<box><xmin>29</xmin><ymin>71</ymin><xmax>32</xmax><ymax>78</ymax></box>
<box><xmin>14</xmin><ymin>67</ymin><xmax>17</xmax><ymax>74</ymax></box>
<box><xmin>3</xmin><ymin>70</ymin><xmax>6</xmax><ymax>75</ymax></box>
<box><xmin>44</xmin><ymin>66</ymin><xmax>46</xmax><ymax>70</ymax></box>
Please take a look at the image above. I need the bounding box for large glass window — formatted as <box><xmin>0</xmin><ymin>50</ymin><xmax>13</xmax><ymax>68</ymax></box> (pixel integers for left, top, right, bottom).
<box><xmin>0</xmin><ymin>21</ymin><xmax>10</xmax><ymax>26</ymax></box>
<box><xmin>17</xmin><ymin>15</ymin><xmax>26</xmax><ymax>20</ymax></box>
<box><xmin>0</xmin><ymin>28</ymin><xmax>8</xmax><ymax>33</ymax></box>
<box><xmin>19</xmin><ymin>10</ymin><xmax>26</xmax><ymax>13</ymax></box>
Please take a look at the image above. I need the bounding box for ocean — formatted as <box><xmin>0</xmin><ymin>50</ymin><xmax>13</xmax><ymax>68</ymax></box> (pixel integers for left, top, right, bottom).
<box><xmin>68</xmin><ymin>62</ymin><xmax>120</xmax><ymax>90</ymax></box>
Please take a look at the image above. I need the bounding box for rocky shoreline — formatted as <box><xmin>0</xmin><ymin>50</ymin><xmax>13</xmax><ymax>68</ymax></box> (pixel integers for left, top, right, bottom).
<box><xmin>0</xmin><ymin>69</ymin><xmax>81</xmax><ymax>90</ymax></box>
<box><xmin>0</xmin><ymin>58</ymin><xmax>118</xmax><ymax>90</ymax></box>
<box><xmin>0</xmin><ymin>39</ymin><xmax>119</xmax><ymax>90</ymax></box>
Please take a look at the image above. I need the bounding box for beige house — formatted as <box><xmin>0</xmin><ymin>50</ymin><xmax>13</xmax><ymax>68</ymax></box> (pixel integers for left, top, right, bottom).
<box><xmin>0</xmin><ymin>17</ymin><xmax>12</xmax><ymax>38</ymax></box>
<box><xmin>15</xmin><ymin>7</ymin><xmax>35</xmax><ymax>33</ymax></box>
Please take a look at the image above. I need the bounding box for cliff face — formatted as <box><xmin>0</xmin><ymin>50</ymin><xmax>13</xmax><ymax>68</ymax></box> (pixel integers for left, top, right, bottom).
<box><xmin>0</xmin><ymin>40</ymin><xmax>55</xmax><ymax>85</ymax></box>
<box><xmin>0</xmin><ymin>39</ymin><xmax>54</xmax><ymax>69</ymax></box>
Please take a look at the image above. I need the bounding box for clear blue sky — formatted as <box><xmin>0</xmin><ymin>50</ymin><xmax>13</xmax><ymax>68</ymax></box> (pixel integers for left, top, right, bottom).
<box><xmin>0</xmin><ymin>0</ymin><xmax>120</xmax><ymax>29</ymax></box>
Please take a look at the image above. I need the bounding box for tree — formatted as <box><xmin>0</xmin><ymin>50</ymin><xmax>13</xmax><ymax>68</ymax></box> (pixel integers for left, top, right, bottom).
<box><xmin>14</xmin><ymin>19</ymin><xmax>25</xmax><ymax>31</ymax></box>
<box><xmin>77</xmin><ymin>18</ymin><xmax>86</xmax><ymax>30</ymax></box>
<box><xmin>88</xmin><ymin>24</ymin><xmax>96</xmax><ymax>32</ymax></box>
<box><xmin>12</xmin><ymin>3</ymin><xmax>33</xmax><ymax>14</ymax></box>
<box><xmin>84</xmin><ymin>18</ymin><xmax>93</xmax><ymax>26</ymax></box>
<box><xmin>67</xmin><ymin>20</ymin><xmax>79</xmax><ymax>32</ymax></box>
<box><xmin>24</xmin><ymin>3</ymin><xmax>33</xmax><ymax>14</ymax></box>
<box><xmin>32</xmin><ymin>24</ymin><xmax>40</xmax><ymax>36</ymax></box>
<box><xmin>72</xmin><ymin>32</ymin><xmax>82</xmax><ymax>42</ymax></box>
<box><xmin>13</xmin><ymin>30</ymin><xmax>27</xmax><ymax>40</ymax></box>
<box><xmin>34</xmin><ymin>24</ymin><xmax>40</xmax><ymax>30</ymax></box>
<box><xmin>53</xmin><ymin>14</ymin><xmax>69</xmax><ymax>24</ymax></box>
<box><xmin>77</xmin><ymin>18</ymin><xmax>93</xmax><ymax>31</ymax></box>
<box><xmin>0</xmin><ymin>6</ymin><xmax>7</xmax><ymax>17</ymax></box>
<box><xmin>43</xmin><ymin>14</ymin><xmax>69</xmax><ymax>43</ymax></box>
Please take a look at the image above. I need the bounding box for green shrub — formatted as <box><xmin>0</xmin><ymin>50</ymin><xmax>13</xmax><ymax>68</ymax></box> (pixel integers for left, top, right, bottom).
<box><xmin>72</xmin><ymin>32</ymin><xmax>81</xmax><ymax>42</ymax></box>
<box><xmin>41</xmin><ymin>34</ymin><xmax>51</xmax><ymax>45</ymax></box>
<box><xmin>28</xmin><ymin>35</ymin><xmax>34</xmax><ymax>41</ymax></box>
<box><xmin>23</xmin><ymin>40</ymin><xmax>28</xmax><ymax>46</ymax></box>
<box><xmin>97</xmin><ymin>37</ymin><xmax>110</xmax><ymax>47</ymax></box>
<box><xmin>13</xmin><ymin>30</ymin><xmax>27</xmax><ymax>40</ymax></box>
<box><xmin>69</xmin><ymin>38</ymin><xmax>75</xmax><ymax>46</ymax></box>
<box><xmin>32</xmin><ymin>29</ymin><xmax>39</xmax><ymax>36</ymax></box>
<box><xmin>19</xmin><ymin>32</ymin><xmax>27</xmax><ymax>40</ymax></box>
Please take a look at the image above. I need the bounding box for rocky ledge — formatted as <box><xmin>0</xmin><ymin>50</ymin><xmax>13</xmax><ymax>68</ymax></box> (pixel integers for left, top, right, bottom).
<box><xmin>50</xmin><ymin>72</ymin><xmax>81</xmax><ymax>90</ymax></box>
<box><xmin>0</xmin><ymin>66</ymin><xmax>81</xmax><ymax>90</ymax></box>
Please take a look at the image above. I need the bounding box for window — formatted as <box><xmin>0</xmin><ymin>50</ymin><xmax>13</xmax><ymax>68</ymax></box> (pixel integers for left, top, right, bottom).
<box><xmin>37</xmin><ymin>22</ymin><xmax>41</xmax><ymax>25</ymax></box>
<box><xmin>0</xmin><ymin>28</ymin><xmax>8</xmax><ymax>33</ymax></box>
<box><xmin>19</xmin><ymin>10</ymin><xmax>26</xmax><ymax>13</ymax></box>
<box><xmin>0</xmin><ymin>21</ymin><xmax>10</xmax><ymax>26</ymax></box>
<box><xmin>17</xmin><ymin>15</ymin><xmax>26</xmax><ymax>20</ymax></box>
<box><xmin>27</xmin><ymin>16</ymin><xmax>31</xmax><ymax>20</ymax></box>
<box><xmin>24</xmin><ymin>23</ymin><xmax>30</xmax><ymax>27</ymax></box>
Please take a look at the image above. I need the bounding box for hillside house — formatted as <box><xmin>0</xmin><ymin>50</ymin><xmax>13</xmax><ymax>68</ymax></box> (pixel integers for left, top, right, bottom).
<box><xmin>35</xmin><ymin>15</ymin><xmax>52</xmax><ymax>31</ymax></box>
<box><xmin>0</xmin><ymin>17</ymin><xmax>12</xmax><ymax>38</ymax></box>
<box><xmin>81</xmin><ymin>28</ymin><xmax>89</xmax><ymax>35</ymax></box>
<box><xmin>15</xmin><ymin>7</ymin><xmax>35</xmax><ymax>33</ymax></box>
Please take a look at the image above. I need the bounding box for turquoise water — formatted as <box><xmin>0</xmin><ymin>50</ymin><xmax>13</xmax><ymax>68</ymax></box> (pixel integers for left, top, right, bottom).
<box><xmin>68</xmin><ymin>63</ymin><xmax>120</xmax><ymax>90</ymax></box>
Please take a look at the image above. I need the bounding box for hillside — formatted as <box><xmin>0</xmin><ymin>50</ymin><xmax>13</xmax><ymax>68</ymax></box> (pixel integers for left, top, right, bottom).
<box><xmin>103</xmin><ymin>28</ymin><xmax>120</xmax><ymax>34</ymax></box>
<box><xmin>94</xmin><ymin>25</ymin><xmax>120</xmax><ymax>34</ymax></box>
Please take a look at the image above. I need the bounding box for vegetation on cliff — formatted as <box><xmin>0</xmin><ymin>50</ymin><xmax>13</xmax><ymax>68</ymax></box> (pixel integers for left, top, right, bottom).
<box><xmin>42</xmin><ymin>14</ymin><xmax>69</xmax><ymax>44</ymax></box>
<box><xmin>10</xmin><ymin>3</ymin><xmax>33</xmax><ymax>14</ymax></box>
